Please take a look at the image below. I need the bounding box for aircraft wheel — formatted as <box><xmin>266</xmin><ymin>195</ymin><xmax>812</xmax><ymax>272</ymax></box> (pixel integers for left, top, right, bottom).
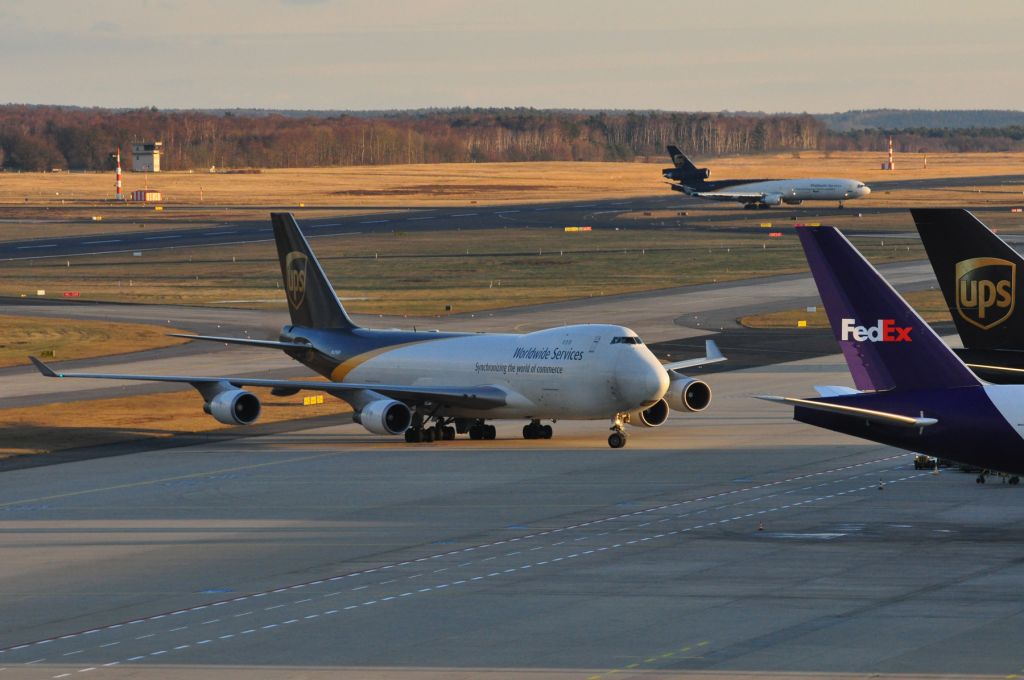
<box><xmin>1011</xmin><ymin>476</ymin><xmax>1020</xmax><ymax>485</ymax></box>
<box><xmin>542</xmin><ymin>425</ymin><xmax>553</xmax><ymax>439</ymax></box>
<box><xmin>421</xmin><ymin>428</ymin><xmax>434</xmax><ymax>443</ymax></box>
<box><xmin>469</xmin><ymin>425</ymin><xmax>482</xmax><ymax>440</ymax></box>
<box><xmin>523</xmin><ymin>424</ymin><xmax>534</xmax><ymax>439</ymax></box>
<box><xmin>484</xmin><ymin>425</ymin><xmax>497</xmax><ymax>440</ymax></box>
<box><xmin>608</xmin><ymin>431</ymin><xmax>626</xmax><ymax>449</ymax></box>
<box><xmin>444</xmin><ymin>426</ymin><xmax>456</xmax><ymax>440</ymax></box>
<box><xmin>977</xmin><ymin>474</ymin><xmax>986</xmax><ymax>484</ymax></box>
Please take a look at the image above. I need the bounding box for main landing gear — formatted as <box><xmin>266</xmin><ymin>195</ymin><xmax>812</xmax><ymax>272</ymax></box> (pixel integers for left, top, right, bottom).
<box><xmin>469</xmin><ymin>421</ymin><xmax>497</xmax><ymax>440</ymax></box>
<box><xmin>523</xmin><ymin>419</ymin><xmax>553</xmax><ymax>440</ymax></box>
<box><xmin>608</xmin><ymin>414</ymin><xmax>628</xmax><ymax>449</ymax></box>
<box><xmin>404</xmin><ymin>421</ymin><xmax>455</xmax><ymax>443</ymax></box>
<box><xmin>404</xmin><ymin>413</ymin><xmax>456</xmax><ymax>443</ymax></box>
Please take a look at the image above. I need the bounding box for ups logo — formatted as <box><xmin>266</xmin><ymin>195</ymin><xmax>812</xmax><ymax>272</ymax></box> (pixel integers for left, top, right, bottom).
<box><xmin>285</xmin><ymin>251</ymin><xmax>308</xmax><ymax>308</ymax></box>
<box><xmin>955</xmin><ymin>257</ymin><xmax>1016</xmax><ymax>330</ymax></box>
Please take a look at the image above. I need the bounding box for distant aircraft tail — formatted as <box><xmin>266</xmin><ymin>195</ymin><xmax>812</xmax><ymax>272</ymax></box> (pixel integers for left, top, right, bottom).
<box><xmin>271</xmin><ymin>212</ymin><xmax>358</xmax><ymax>331</ymax></box>
<box><xmin>911</xmin><ymin>208</ymin><xmax>1024</xmax><ymax>351</ymax></box>
<box><xmin>796</xmin><ymin>225</ymin><xmax>980</xmax><ymax>392</ymax></box>
<box><xmin>663</xmin><ymin>145</ymin><xmax>710</xmax><ymax>184</ymax></box>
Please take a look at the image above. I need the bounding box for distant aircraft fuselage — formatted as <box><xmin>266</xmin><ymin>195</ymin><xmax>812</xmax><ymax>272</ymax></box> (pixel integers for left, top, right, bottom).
<box><xmin>663</xmin><ymin>146</ymin><xmax>870</xmax><ymax>209</ymax></box>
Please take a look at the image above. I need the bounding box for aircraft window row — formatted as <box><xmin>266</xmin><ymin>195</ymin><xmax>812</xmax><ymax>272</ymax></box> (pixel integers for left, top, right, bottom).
<box><xmin>611</xmin><ymin>336</ymin><xmax>644</xmax><ymax>345</ymax></box>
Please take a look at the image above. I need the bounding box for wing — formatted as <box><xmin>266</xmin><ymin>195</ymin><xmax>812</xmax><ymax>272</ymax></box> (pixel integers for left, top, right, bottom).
<box><xmin>690</xmin><ymin>191</ymin><xmax>764</xmax><ymax>203</ymax></box>
<box><xmin>167</xmin><ymin>333</ymin><xmax>312</xmax><ymax>350</ymax></box>
<box><xmin>29</xmin><ymin>357</ymin><xmax>507</xmax><ymax>410</ymax></box>
<box><xmin>662</xmin><ymin>340</ymin><xmax>726</xmax><ymax>372</ymax></box>
<box><xmin>755</xmin><ymin>394</ymin><xmax>938</xmax><ymax>428</ymax></box>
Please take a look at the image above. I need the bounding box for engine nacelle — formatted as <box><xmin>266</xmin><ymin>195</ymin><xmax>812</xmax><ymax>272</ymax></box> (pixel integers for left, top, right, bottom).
<box><xmin>626</xmin><ymin>398</ymin><xmax>670</xmax><ymax>428</ymax></box>
<box><xmin>761</xmin><ymin>193</ymin><xmax>783</xmax><ymax>206</ymax></box>
<box><xmin>663</xmin><ymin>375</ymin><xmax>712</xmax><ymax>412</ymax></box>
<box><xmin>782</xmin><ymin>197</ymin><xmax>803</xmax><ymax>205</ymax></box>
<box><xmin>698</xmin><ymin>167</ymin><xmax>711</xmax><ymax>180</ymax></box>
<box><xmin>205</xmin><ymin>389</ymin><xmax>261</xmax><ymax>425</ymax></box>
<box><xmin>353</xmin><ymin>399</ymin><xmax>412</xmax><ymax>435</ymax></box>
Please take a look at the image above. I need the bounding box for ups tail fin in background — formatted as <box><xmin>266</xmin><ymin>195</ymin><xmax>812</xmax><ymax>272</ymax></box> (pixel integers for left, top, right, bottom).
<box><xmin>271</xmin><ymin>212</ymin><xmax>358</xmax><ymax>331</ymax></box>
<box><xmin>797</xmin><ymin>225</ymin><xmax>979</xmax><ymax>392</ymax></box>
<box><xmin>663</xmin><ymin>146</ymin><xmax>710</xmax><ymax>184</ymax></box>
<box><xmin>912</xmin><ymin>208</ymin><xmax>1023</xmax><ymax>351</ymax></box>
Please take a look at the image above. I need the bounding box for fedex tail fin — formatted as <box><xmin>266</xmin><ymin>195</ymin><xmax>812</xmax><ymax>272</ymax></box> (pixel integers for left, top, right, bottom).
<box><xmin>663</xmin><ymin>146</ymin><xmax>710</xmax><ymax>184</ymax></box>
<box><xmin>911</xmin><ymin>208</ymin><xmax>1024</xmax><ymax>351</ymax></box>
<box><xmin>797</xmin><ymin>225</ymin><xmax>979</xmax><ymax>391</ymax></box>
<box><xmin>271</xmin><ymin>213</ymin><xmax>358</xmax><ymax>331</ymax></box>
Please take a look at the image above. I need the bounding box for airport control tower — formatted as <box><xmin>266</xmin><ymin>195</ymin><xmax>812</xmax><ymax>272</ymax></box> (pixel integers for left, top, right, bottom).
<box><xmin>131</xmin><ymin>141</ymin><xmax>162</xmax><ymax>172</ymax></box>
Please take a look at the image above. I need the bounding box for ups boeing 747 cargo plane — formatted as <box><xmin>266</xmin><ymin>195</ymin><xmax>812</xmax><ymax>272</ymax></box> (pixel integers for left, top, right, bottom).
<box><xmin>31</xmin><ymin>213</ymin><xmax>724</xmax><ymax>448</ymax></box>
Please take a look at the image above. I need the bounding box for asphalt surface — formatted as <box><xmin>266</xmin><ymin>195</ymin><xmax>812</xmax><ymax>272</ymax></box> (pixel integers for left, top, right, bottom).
<box><xmin>0</xmin><ymin>354</ymin><xmax>1022</xmax><ymax>679</ymax></box>
<box><xmin>2</xmin><ymin>172</ymin><xmax>1023</xmax><ymax>261</ymax></box>
<box><xmin>3</xmin><ymin>181</ymin><xmax>1024</xmax><ymax>678</ymax></box>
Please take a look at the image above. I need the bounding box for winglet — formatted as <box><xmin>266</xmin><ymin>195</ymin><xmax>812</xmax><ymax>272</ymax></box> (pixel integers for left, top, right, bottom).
<box><xmin>29</xmin><ymin>356</ymin><xmax>58</xmax><ymax>377</ymax></box>
<box><xmin>705</xmin><ymin>339</ymin><xmax>724</xmax><ymax>362</ymax></box>
<box><xmin>662</xmin><ymin>339</ymin><xmax>727</xmax><ymax>372</ymax></box>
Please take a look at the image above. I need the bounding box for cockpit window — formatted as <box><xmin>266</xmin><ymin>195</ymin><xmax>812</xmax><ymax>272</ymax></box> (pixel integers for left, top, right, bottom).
<box><xmin>611</xmin><ymin>336</ymin><xmax>644</xmax><ymax>345</ymax></box>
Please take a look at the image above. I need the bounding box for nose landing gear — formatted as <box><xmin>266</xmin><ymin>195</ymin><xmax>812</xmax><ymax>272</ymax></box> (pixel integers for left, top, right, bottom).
<box><xmin>608</xmin><ymin>414</ymin><xmax>628</xmax><ymax>449</ymax></box>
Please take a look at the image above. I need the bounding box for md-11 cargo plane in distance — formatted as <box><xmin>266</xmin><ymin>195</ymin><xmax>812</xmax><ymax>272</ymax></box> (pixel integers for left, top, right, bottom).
<box><xmin>758</xmin><ymin>223</ymin><xmax>1024</xmax><ymax>482</ymax></box>
<box><xmin>664</xmin><ymin>145</ymin><xmax>870</xmax><ymax>209</ymax></box>
<box><xmin>32</xmin><ymin>213</ymin><xmax>725</xmax><ymax>449</ymax></box>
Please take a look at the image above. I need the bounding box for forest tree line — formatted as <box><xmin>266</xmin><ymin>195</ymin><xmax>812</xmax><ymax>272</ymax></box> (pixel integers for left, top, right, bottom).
<box><xmin>0</xmin><ymin>105</ymin><xmax>1022</xmax><ymax>171</ymax></box>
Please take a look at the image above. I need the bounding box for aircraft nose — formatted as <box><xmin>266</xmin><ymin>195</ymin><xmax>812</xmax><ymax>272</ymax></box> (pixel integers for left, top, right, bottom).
<box><xmin>615</xmin><ymin>350</ymin><xmax>670</xmax><ymax>407</ymax></box>
<box><xmin>860</xmin><ymin>185</ymin><xmax>871</xmax><ymax>197</ymax></box>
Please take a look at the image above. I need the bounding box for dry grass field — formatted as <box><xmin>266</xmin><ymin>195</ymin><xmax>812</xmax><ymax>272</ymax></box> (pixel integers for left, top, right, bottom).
<box><xmin>0</xmin><ymin>229</ymin><xmax>929</xmax><ymax>316</ymax></box>
<box><xmin>0</xmin><ymin>384</ymin><xmax>352</xmax><ymax>457</ymax></box>
<box><xmin>0</xmin><ymin>314</ymin><xmax>190</xmax><ymax>367</ymax></box>
<box><xmin>2</xmin><ymin>152</ymin><xmax>1022</xmax><ymax>209</ymax></box>
<box><xmin>740</xmin><ymin>290</ymin><xmax>953</xmax><ymax>329</ymax></box>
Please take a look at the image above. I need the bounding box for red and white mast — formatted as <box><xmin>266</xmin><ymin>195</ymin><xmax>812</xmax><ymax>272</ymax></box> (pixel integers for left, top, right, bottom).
<box><xmin>115</xmin><ymin>147</ymin><xmax>124</xmax><ymax>200</ymax></box>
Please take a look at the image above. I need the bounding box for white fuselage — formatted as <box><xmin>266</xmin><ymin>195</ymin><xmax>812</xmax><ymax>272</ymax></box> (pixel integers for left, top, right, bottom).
<box><xmin>337</xmin><ymin>324</ymin><xmax>669</xmax><ymax>420</ymax></box>
<box><xmin>700</xmin><ymin>178</ymin><xmax>870</xmax><ymax>205</ymax></box>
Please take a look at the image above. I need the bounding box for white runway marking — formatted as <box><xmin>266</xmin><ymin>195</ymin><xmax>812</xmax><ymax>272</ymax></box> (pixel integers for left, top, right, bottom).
<box><xmin>5</xmin><ymin>454</ymin><xmax>918</xmax><ymax>670</ymax></box>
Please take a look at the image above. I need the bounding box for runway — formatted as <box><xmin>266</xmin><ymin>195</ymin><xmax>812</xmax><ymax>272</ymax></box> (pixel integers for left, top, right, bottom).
<box><xmin>0</xmin><ymin>354</ymin><xmax>1022</xmax><ymax>678</ymax></box>
<box><xmin>3</xmin><ymin>172</ymin><xmax>1023</xmax><ymax>261</ymax></box>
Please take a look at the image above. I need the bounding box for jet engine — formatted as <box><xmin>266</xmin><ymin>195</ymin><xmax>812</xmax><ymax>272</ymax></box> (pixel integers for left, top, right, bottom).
<box><xmin>626</xmin><ymin>397</ymin><xmax>670</xmax><ymax>428</ymax></box>
<box><xmin>663</xmin><ymin>374</ymin><xmax>711</xmax><ymax>412</ymax></box>
<box><xmin>353</xmin><ymin>399</ymin><xmax>413</xmax><ymax>435</ymax></box>
<box><xmin>204</xmin><ymin>389</ymin><xmax>261</xmax><ymax>425</ymax></box>
<box><xmin>761</xmin><ymin>193</ymin><xmax>783</xmax><ymax>206</ymax></box>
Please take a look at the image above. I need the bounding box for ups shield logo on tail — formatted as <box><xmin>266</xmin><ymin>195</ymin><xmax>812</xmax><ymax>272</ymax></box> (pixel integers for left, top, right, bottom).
<box><xmin>955</xmin><ymin>257</ymin><xmax>1015</xmax><ymax>330</ymax></box>
<box><xmin>285</xmin><ymin>251</ymin><xmax>308</xmax><ymax>309</ymax></box>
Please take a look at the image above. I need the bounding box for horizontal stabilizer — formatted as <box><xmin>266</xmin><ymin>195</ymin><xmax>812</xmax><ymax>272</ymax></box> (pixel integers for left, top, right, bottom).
<box><xmin>662</xmin><ymin>339</ymin><xmax>726</xmax><ymax>372</ymax></box>
<box><xmin>813</xmin><ymin>385</ymin><xmax>859</xmax><ymax>397</ymax></box>
<box><xmin>168</xmin><ymin>333</ymin><xmax>312</xmax><ymax>350</ymax></box>
<box><xmin>755</xmin><ymin>394</ymin><xmax>938</xmax><ymax>428</ymax></box>
<box><xmin>965</xmin><ymin>362</ymin><xmax>1024</xmax><ymax>376</ymax></box>
<box><xmin>28</xmin><ymin>356</ymin><xmax>508</xmax><ymax>410</ymax></box>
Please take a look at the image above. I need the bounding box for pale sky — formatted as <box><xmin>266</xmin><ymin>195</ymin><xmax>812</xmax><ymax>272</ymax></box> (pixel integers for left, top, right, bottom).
<box><xmin>1</xmin><ymin>0</ymin><xmax>1022</xmax><ymax>112</ymax></box>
